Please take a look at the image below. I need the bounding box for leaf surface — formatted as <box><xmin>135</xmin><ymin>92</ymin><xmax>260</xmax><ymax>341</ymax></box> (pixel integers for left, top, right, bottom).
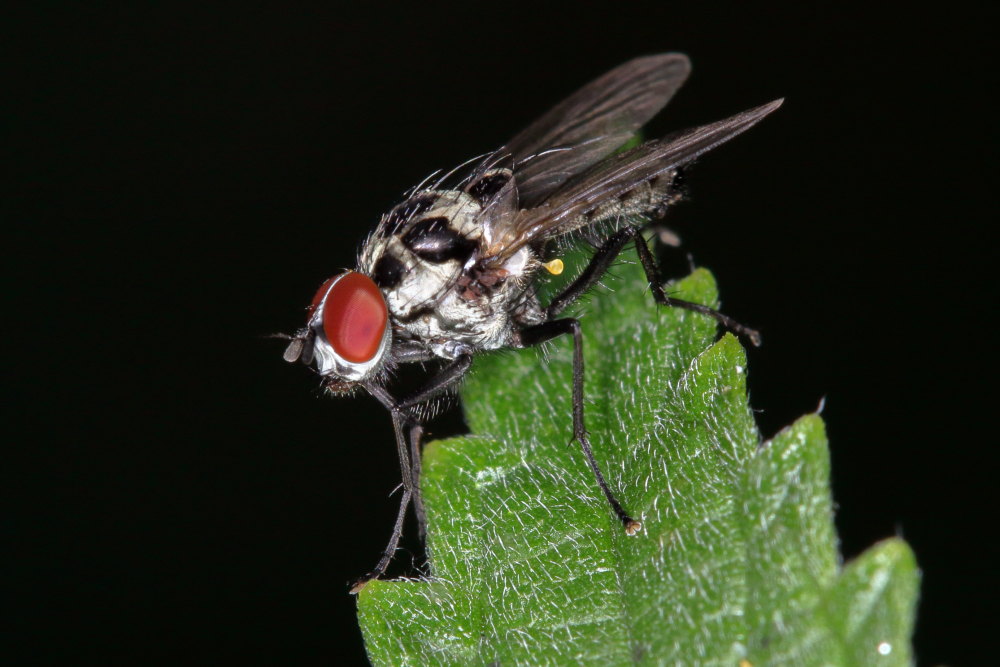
<box><xmin>357</xmin><ymin>247</ymin><xmax>919</xmax><ymax>666</ymax></box>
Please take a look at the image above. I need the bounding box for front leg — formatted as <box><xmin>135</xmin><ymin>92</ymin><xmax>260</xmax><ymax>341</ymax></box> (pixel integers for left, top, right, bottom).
<box><xmin>348</xmin><ymin>406</ymin><xmax>414</xmax><ymax>593</ymax></box>
<box><xmin>394</xmin><ymin>353</ymin><xmax>473</xmax><ymax>535</ymax></box>
<box><xmin>353</xmin><ymin>354</ymin><xmax>473</xmax><ymax>590</ymax></box>
<box><xmin>351</xmin><ymin>386</ymin><xmax>419</xmax><ymax>593</ymax></box>
<box><xmin>518</xmin><ymin>318</ymin><xmax>641</xmax><ymax>535</ymax></box>
<box><xmin>396</xmin><ymin>353</ymin><xmax>473</xmax><ymax>411</ymax></box>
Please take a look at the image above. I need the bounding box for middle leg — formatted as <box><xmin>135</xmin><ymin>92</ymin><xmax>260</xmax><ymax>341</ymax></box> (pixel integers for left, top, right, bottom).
<box><xmin>518</xmin><ymin>317</ymin><xmax>641</xmax><ymax>535</ymax></box>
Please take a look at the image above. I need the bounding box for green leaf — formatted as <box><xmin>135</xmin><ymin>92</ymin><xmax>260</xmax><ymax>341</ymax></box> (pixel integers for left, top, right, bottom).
<box><xmin>357</xmin><ymin>246</ymin><xmax>919</xmax><ymax>666</ymax></box>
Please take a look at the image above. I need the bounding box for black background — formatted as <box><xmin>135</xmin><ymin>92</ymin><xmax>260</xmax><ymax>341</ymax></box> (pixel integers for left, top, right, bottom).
<box><xmin>9</xmin><ymin>3</ymin><xmax>995</xmax><ymax>664</ymax></box>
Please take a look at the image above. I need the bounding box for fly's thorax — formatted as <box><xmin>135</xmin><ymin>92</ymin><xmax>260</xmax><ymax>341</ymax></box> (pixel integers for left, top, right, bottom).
<box><xmin>358</xmin><ymin>184</ymin><xmax>536</xmax><ymax>356</ymax></box>
<box><xmin>360</xmin><ymin>190</ymin><xmax>482</xmax><ymax>319</ymax></box>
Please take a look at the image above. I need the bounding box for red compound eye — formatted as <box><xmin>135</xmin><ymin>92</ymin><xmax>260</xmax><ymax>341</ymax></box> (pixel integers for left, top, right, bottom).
<box><xmin>319</xmin><ymin>272</ymin><xmax>388</xmax><ymax>364</ymax></box>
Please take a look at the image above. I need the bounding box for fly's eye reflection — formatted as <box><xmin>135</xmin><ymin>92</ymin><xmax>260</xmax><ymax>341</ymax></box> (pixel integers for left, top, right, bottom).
<box><xmin>279</xmin><ymin>53</ymin><xmax>782</xmax><ymax>592</ymax></box>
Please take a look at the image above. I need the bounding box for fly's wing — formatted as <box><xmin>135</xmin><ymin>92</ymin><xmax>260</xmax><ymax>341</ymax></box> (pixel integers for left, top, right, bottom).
<box><xmin>468</xmin><ymin>54</ymin><xmax>690</xmax><ymax>253</ymax></box>
<box><xmin>482</xmin><ymin>99</ymin><xmax>784</xmax><ymax>265</ymax></box>
<box><xmin>503</xmin><ymin>53</ymin><xmax>691</xmax><ymax>207</ymax></box>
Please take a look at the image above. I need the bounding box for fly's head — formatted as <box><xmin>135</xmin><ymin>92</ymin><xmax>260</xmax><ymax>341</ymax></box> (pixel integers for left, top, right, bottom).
<box><xmin>282</xmin><ymin>270</ymin><xmax>391</xmax><ymax>394</ymax></box>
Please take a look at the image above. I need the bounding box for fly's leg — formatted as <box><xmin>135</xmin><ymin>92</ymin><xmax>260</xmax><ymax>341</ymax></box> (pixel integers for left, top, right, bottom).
<box><xmin>394</xmin><ymin>353</ymin><xmax>473</xmax><ymax>538</ymax></box>
<box><xmin>396</xmin><ymin>354</ymin><xmax>474</xmax><ymax>410</ymax></box>
<box><xmin>406</xmin><ymin>422</ymin><xmax>426</xmax><ymax>539</ymax></box>
<box><xmin>353</xmin><ymin>488</ymin><xmax>412</xmax><ymax>595</ymax></box>
<box><xmin>518</xmin><ymin>318</ymin><xmax>641</xmax><ymax>535</ymax></box>
<box><xmin>546</xmin><ymin>226</ymin><xmax>761</xmax><ymax>346</ymax></box>
<box><xmin>349</xmin><ymin>408</ymin><xmax>415</xmax><ymax>594</ymax></box>
<box><xmin>631</xmin><ymin>230</ymin><xmax>761</xmax><ymax>346</ymax></box>
<box><xmin>353</xmin><ymin>355</ymin><xmax>473</xmax><ymax>591</ymax></box>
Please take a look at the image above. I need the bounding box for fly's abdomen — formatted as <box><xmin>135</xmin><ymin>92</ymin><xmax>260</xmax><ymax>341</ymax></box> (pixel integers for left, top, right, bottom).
<box><xmin>566</xmin><ymin>169</ymin><xmax>683</xmax><ymax>237</ymax></box>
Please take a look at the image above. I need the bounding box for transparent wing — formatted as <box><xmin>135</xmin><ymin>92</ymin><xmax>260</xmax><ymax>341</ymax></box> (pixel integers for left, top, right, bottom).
<box><xmin>483</xmin><ymin>99</ymin><xmax>784</xmax><ymax>264</ymax></box>
<box><xmin>505</xmin><ymin>53</ymin><xmax>691</xmax><ymax>206</ymax></box>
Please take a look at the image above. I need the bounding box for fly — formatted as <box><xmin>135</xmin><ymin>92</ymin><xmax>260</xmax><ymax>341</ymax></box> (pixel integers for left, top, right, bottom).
<box><xmin>280</xmin><ymin>53</ymin><xmax>782</xmax><ymax>592</ymax></box>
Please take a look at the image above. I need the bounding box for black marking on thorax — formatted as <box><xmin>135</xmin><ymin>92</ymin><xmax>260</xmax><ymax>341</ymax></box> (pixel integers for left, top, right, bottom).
<box><xmin>372</xmin><ymin>254</ymin><xmax>405</xmax><ymax>288</ymax></box>
<box><xmin>380</xmin><ymin>193</ymin><xmax>438</xmax><ymax>238</ymax></box>
<box><xmin>465</xmin><ymin>170</ymin><xmax>511</xmax><ymax>204</ymax></box>
<box><xmin>402</xmin><ymin>217</ymin><xmax>477</xmax><ymax>264</ymax></box>
<box><xmin>392</xmin><ymin>303</ymin><xmax>435</xmax><ymax>325</ymax></box>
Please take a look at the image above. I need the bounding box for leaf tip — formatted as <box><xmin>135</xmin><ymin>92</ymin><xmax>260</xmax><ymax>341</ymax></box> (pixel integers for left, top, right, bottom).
<box><xmin>667</xmin><ymin>267</ymin><xmax>719</xmax><ymax>308</ymax></box>
<box><xmin>860</xmin><ymin>537</ymin><xmax>919</xmax><ymax>578</ymax></box>
<box><xmin>779</xmin><ymin>412</ymin><xmax>828</xmax><ymax>446</ymax></box>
